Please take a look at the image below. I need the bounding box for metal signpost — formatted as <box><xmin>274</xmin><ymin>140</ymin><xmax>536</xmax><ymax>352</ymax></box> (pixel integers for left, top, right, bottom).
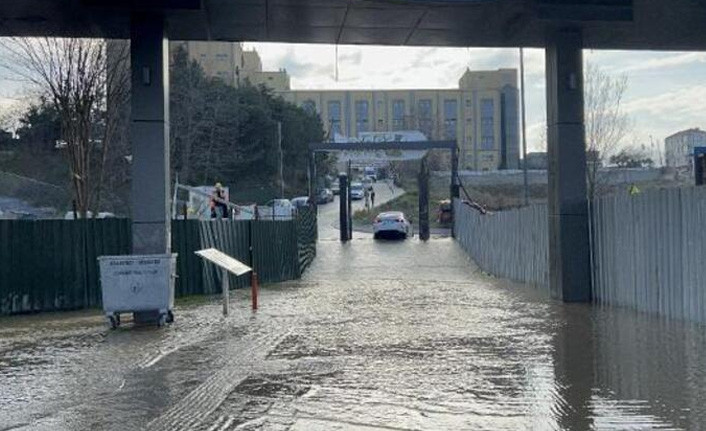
<box><xmin>195</xmin><ymin>248</ymin><xmax>254</xmax><ymax>315</ymax></box>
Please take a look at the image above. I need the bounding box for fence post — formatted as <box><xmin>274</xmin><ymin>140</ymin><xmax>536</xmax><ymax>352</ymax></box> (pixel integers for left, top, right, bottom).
<box><xmin>221</xmin><ymin>268</ymin><xmax>229</xmax><ymax>316</ymax></box>
<box><xmin>251</xmin><ymin>271</ymin><xmax>259</xmax><ymax>311</ymax></box>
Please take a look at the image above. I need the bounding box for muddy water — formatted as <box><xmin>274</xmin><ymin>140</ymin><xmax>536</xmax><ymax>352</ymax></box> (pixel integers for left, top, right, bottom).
<box><xmin>2</xmin><ymin>237</ymin><xmax>706</xmax><ymax>430</ymax></box>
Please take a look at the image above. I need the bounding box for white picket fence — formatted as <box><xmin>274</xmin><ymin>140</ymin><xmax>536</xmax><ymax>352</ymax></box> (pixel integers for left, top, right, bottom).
<box><xmin>454</xmin><ymin>187</ymin><xmax>706</xmax><ymax>323</ymax></box>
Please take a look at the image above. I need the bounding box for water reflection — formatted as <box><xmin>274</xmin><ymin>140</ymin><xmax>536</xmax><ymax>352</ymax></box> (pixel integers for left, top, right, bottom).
<box><xmin>552</xmin><ymin>303</ymin><xmax>706</xmax><ymax>429</ymax></box>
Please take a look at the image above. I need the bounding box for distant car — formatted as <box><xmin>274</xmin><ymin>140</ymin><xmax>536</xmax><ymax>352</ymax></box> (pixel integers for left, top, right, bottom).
<box><xmin>362</xmin><ymin>177</ymin><xmax>374</xmax><ymax>191</ymax></box>
<box><xmin>373</xmin><ymin>211</ymin><xmax>412</xmax><ymax>239</ymax></box>
<box><xmin>364</xmin><ymin>166</ymin><xmax>377</xmax><ymax>181</ymax></box>
<box><xmin>64</xmin><ymin>211</ymin><xmax>116</xmax><ymax>220</ymax></box>
<box><xmin>350</xmin><ymin>182</ymin><xmax>365</xmax><ymax>200</ymax></box>
<box><xmin>331</xmin><ymin>180</ymin><xmax>340</xmax><ymax>195</ymax></box>
<box><xmin>291</xmin><ymin>196</ymin><xmax>310</xmax><ymax>209</ymax></box>
<box><xmin>261</xmin><ymin>199</ymin><xmax>294</xmax><ymax>220</ymax></box>
<box><xmin>316</xmin><ymin>188</ymin><xmax>334</xmax><ymax>204</ymax></box>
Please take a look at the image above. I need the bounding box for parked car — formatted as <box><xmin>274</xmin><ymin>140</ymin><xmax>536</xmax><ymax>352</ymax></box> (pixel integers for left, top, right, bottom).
<box><xmin>64</xmin><ymin>211</ymin><xmax>116</xmax><ymax>219</ymax></box>
<box><xmin>437</xmin><ymin>199</ymin><xmax>453</xmax><ymax>225</ymax></box>
<box><xmin>259</xmin><ymin>199</ymin><xmax>294</xmax><ymax>220</ymax></box>
<box><xmin>316</xmin><ymin>188</ymin><xmax>334</xmax><ymax>204</ymax></box>
<box><xmin>331</xmin><ymin>179</ymin><xmax>340</xmax><ymax>195</ymax></box>
<box><xmin>373</xmin><ymin>211</ymin><xmax>412</xmax><ymax>239</ymax></box>
<box><xmin>350</xmin><ymin>182</ymin><xmax>365</xmax><ymax>200</ymax></box>
<box><xmin>291</xmin><ymin>196</ymin><xmax>310</xmax><ymax>209</ymax></box>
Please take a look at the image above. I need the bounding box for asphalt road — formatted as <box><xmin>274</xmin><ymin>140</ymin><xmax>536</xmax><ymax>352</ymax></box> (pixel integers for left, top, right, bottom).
<box><xmin>316</xmin><ymin>179</ymin><xmax>404</xmax><ymax>240</ymax></box>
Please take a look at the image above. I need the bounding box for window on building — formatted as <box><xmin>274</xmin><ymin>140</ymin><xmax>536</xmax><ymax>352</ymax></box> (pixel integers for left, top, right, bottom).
<box><xmin>355</xmin><ymin>100</ymin><xmax>369</xmax><ymax>133</ymax></box>
<box><xmin>392</xmin><ymin>100</ymin><xmax>405</xmax><ymax>131</ymax></box>
<box><xmin>443</xmin><ymin>99</ymin><xmax>458</xmax><ymax>139</ymax></box>
<box><xmin>481</xmin><ymin>98</ymin><xmax>495</xmax><ymax>150</ymax></box>
<box><xmin>328</xmin><ymin>100</ymin><xmax>342</xmax><ymax>136</ymax></box>
<box><xmin>302</xmin><ymin>100</ymin><xmax>316</xmax><ymax>115</ymax></box>
<box><xmin>417</xmin><ymin>99</ymin><xmax>432</xmax><ymax>138</ymax></box>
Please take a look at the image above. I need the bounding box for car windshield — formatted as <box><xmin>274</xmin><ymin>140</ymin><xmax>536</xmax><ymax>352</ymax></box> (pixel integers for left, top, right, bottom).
<box><xmin>379</xmin><ymin>212</ymin><xmax>404</xmax><ymax>220</ymax></box>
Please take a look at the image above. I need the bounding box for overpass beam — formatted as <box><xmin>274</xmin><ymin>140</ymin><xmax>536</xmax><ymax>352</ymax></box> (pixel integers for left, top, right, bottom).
<box><xmin>130</xmin><ymin>14</ymin><xmax>170</xmax><ymax>255</ymax></box>
<box><xmin>545</xmin><ymin>29</ymin><xmax>591</xmax><ymax>302</ymax></box>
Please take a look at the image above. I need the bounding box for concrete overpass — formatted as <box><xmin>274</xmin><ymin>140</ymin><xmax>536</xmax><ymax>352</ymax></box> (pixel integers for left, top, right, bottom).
<box><xmin>2</xmin><ymin>0</ymin><xmax>703</xmax><ymax>302</ymax></box>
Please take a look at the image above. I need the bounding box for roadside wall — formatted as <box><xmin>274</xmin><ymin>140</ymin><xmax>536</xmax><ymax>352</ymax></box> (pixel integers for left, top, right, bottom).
<box><xmin>436</xmin><ymin>167</ymin><xmax>665</xmax><ymax>187</ymax></box>
<box><xmin>453</xmin><ymin>187</ymin><xmax>706</xmax><ymax>323</ymax></box>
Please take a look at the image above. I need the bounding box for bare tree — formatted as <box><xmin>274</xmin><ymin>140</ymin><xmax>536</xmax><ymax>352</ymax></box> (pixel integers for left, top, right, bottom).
<box><xmin>584</xmin><ymin>62</ymin><xmax>630</xmax><ymax>200</ymax></box>
<box><xmin>0</xmin><ymin>38</ymin><xmax>129</xmax><ymax>215</ymax></box>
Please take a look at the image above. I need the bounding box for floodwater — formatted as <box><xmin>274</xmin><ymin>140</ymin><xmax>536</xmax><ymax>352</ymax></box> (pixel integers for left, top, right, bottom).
<box><xmin>2</xmin><ymin>193</ymin><xmax>706</xmax><ymax>429</ymax></box>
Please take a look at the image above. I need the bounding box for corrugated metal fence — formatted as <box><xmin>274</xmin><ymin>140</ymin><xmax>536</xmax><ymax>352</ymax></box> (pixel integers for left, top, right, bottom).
<box><xmin>454</xmin><ymin>187</ymin><xmax>706</xmax><ymax>323</ymax></box>
<box><xmin>1</xmin><ymin>213</ymin><xmax>317</xmax><ymax>315</ymax></box>
<box><xmin>592</xmin><ymin>187</ymin><xmax>706</xmax><ymax>322</ymax></box>
<box><xmin>296</xmin><ymin>206</ymin><xmax>317</xmax><ymax>274</ymax></box>
<box><xmin>454</xmin><ymin>200</ymin><xmax>549</xmax><ymax>291</ymax></box>
<box><xmin>0</xmin><ymin>219</ymin><xmax>131</xmax><ymax>315</ymax></box>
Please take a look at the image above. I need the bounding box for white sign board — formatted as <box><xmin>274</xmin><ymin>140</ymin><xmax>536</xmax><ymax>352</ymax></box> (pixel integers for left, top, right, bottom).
<box><xmin>195</xmin><ymin>248</ymin><xmax>252</xmax><ymax>276</ymax></box>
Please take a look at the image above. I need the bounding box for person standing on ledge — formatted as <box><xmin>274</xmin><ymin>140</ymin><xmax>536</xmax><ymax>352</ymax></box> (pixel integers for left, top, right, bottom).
<box><xmin>210</xmin><ymin>182</ymin><xmax>229</xmax><ymax>219</ymax></box>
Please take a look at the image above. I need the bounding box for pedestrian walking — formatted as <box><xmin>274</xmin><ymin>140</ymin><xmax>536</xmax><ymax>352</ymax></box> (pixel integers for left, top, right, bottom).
<box><xmin>371</xmin><ymin>189</ymin><xmax>376</xmax><ymax>207</ymax></box>
<box><xmin>364</xmin><ymin>187</ymin><xmax>370</xmax><ymax>210</ymax></box>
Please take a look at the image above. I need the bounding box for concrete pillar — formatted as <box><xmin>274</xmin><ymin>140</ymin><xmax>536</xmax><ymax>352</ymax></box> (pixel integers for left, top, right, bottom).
<box><xmin>545</xmin><ymin>29</ymin><xmax>591</xmax><ymax>302</ymax></box>
<box><xmin>451</xmin><ymin>146</ymin><xmax>460</xmax><ymax>199</ymax></box>
<box><xmin>130</xmin><ymin>14</ymin><xmax>170</xmax><ymax>255</ymax></box>
<box><xmin>339</xmin><ymin>174</ymin><xmax>349</xmax><ymax>242</ymax></box>
<box><xmin>418</xmin><ymin>157</ymin><xmax>430</xmax><ymax>241</ymax></box>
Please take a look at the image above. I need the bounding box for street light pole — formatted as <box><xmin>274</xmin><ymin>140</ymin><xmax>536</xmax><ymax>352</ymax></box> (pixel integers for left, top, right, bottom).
<box><xmin>520</xmin><ymin>47</ymin><xmax>529</xmax><ymax>206</ymax></box>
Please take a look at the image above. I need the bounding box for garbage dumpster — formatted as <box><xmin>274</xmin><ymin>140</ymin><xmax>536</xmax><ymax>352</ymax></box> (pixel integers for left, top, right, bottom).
<box><xmin>98</xmin><ymin>254</ymin><xmax>177</xmax><ymax>328</ymax></box>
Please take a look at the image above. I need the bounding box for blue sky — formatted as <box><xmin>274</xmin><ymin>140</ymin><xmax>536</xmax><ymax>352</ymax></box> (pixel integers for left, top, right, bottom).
<box><xmin>246</xmin><ymin>43</ymin><xmax>706</xmax><ymax>156</ymax></box>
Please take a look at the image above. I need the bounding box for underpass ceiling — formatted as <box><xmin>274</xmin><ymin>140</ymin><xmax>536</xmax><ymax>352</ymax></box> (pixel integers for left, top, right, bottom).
<box><xmin>1</xmin><ymin>0</ymin><xmax>706</xmax><ymax>50</ymax></box>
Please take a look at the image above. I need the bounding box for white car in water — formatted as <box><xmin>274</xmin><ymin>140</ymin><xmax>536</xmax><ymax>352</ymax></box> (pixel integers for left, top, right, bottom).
<box><xmin>373</xmin><ymin>211</ymin><xmax>412</xmax><ymax>239</ymax></box>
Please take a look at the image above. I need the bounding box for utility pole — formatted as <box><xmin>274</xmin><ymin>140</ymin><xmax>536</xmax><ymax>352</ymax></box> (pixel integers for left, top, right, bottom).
<box><xmin>520</xmin><ymin>47</ymin><xmax>529</xmax><ymax>206</ymax></box>
<box><xmin>277</xmin><ymin>121</ymin><xmax>284</xmax><ymax>198</ymax></box>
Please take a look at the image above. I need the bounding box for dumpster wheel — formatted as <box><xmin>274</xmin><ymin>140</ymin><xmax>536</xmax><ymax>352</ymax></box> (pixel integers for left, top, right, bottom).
<box><xmin>108</xmin><ymin>314</ymin><xmax>120</xmax><ymax>330</ymax></box>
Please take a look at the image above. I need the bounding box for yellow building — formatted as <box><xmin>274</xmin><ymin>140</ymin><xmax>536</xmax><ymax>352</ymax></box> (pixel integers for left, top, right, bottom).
<box><xmin>169</xmin><ymin>41</ymin><xmax>290</xmax><ymax>90</ymax></box>
<box><xmin>278</xmin><ymin>69</ymin><xmax>519</xmax><ymax>171</ymax></box>
<box><xmin>167</xmin><ymin>41</ymin><xmax>517</xmax><ymax>170</ymax></box>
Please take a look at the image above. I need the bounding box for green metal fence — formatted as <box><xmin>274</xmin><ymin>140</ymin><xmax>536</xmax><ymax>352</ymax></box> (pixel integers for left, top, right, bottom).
<box><xmin>0</xmin><ymin>219</ymin><xmax>131</xmax><ymax>315</ymax></box>
<box><xmin>296</xmin><ymin>206</ymin><xmax>317</xmax><ymax>275</ymax></box>
<box><xmin>1</xmin><ymin>214</ymin><xmax>318</xmax><ymax>316</ymax></box>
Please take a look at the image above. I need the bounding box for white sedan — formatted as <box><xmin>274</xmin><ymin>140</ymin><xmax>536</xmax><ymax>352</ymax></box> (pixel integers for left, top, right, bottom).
<box><xmin>373</xmin><ymin>211</ymin><xmax>412</xmax><ymax>239</ymax></box>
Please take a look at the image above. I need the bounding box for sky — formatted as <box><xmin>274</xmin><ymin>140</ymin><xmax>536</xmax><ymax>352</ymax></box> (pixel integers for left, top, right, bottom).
<box><xmin>245</xmin><ymin>43</ymin><xmax>706</xmax><ymax>156</ymax></box>
<box><xmin>2</xmin><ymin>42</ymin><xmax>706</xmax><ymax>158</ymax></box>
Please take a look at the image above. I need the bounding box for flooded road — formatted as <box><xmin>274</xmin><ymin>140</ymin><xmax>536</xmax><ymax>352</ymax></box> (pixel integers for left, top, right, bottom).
<box><xmin>2</xmin><ymin>228</ymin><xmax>706</xmax><ymax>429</ymax></box>
<box><xmin>317</xmin><ymin>179</ymin><xmax>404</xmax><ymax>241</ymax></box>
